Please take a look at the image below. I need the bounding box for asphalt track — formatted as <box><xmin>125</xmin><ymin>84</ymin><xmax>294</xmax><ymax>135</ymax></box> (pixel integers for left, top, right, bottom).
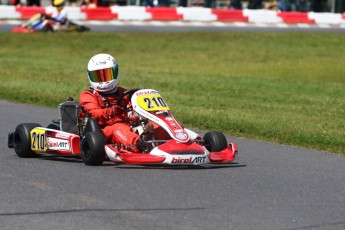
<box><xmin>1</xmin><ymin>22</ymin><xmax>345</xmax><ymax>230</ymax></box>
<box><xmin>1</xmin><ymin>99</ymin><xmax>345</xmax><ymax>230</ymax></box>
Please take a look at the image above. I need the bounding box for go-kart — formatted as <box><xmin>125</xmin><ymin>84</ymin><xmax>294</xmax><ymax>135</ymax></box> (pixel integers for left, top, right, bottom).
<box><xmin>12</xmin><ymin>13</ymin><xmax>90</xmax><ymax>33</ymax></box>
<box><xmin>8</xmin><ymin>89</ymin><xmax>238</xmax><ymax>166</ymax></box>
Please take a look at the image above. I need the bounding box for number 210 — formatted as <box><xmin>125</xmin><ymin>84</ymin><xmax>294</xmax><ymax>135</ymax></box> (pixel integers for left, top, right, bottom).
<box><xmin>32</xmin><ymin>132</ymin><xmax>45</xmax><ymax>150</ymax></box>
<box><xmin>143</xmin><ymin>97</ymin><xmax>167</xmax><ymax>109</ymax></box>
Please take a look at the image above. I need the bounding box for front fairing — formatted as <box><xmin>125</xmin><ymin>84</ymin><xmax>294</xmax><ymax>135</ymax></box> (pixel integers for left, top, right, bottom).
<box><xmin>131</xmin><ymin>89</ymin><xmax>190</xmax><ymax>143</ymax></box>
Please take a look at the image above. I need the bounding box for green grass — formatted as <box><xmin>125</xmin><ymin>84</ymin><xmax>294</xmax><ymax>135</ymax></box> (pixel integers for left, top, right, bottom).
<box><xmin>0</xmin><ymin>32</ymin><xmax>344</xmax><ymax>154</ymax></box>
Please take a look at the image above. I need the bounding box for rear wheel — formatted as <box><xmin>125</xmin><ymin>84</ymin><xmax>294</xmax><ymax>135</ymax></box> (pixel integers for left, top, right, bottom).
<box><xmin>41</xmin><ymin>25</ymin><xmax>53</xmax><ymax>32</ymax></box>
<box><xmin>13</xmin><ymin>123</ymin><xmax>41</xmax><ymax>158</ymax></box>
<box><xmin>81</xmin><ymin>132</ymin><xmax>106</xmax><ymax>166</ymax></box>
<box><xmin>47</xmin><ymin>123</ymin><xmax>60</xmax><ymax>130</ymax></box>
<box><xmin>203</xmin><ymin>131</ymin><xmax>228</xmax><ymax>152</ymax></box>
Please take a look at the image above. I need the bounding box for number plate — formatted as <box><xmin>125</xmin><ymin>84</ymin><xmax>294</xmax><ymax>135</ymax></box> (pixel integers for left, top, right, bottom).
<box><xmin>137</xmin><ymin>94</ymin><xmax>170</xmax><ymax>112</ymax></box>
<box><xmin>31</xmin><ymin>128</ymin><xmax>47</xmax><ymax>152</ymax></box>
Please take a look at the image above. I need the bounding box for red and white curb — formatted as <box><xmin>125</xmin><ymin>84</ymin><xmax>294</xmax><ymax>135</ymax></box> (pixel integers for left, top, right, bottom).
<box><xmin>2</xmin><ymin>19</ymin><xmax>345</xmax><ymax>30</ymax></box>
<box><xmin>1</xmin><ymin>5</ymin><xmax>345</xmax><ymax>26</ymax></box>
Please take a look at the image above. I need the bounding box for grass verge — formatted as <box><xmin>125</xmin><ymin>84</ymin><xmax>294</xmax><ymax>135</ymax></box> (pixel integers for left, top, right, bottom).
<box><xmin>0</xmin><ymin>32</ymin><xmax>344</xmax><ymax>154</ymax></box>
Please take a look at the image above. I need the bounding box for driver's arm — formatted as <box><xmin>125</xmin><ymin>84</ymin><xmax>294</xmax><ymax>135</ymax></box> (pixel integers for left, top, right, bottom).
<box><xmin>80</xmin><ymin>90</ymin><xmax>114</xmax><ymax>126</ymax></box>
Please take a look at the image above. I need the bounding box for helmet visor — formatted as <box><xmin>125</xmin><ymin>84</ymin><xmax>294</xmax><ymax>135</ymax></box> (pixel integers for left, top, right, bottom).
<box><xmin>88</xmin><ymin>66</ymin><xmax>118</xmax><ymax>83</ymax></box>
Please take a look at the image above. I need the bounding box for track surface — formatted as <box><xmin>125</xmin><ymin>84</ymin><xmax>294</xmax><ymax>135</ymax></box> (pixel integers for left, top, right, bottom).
<box><xmin>1</xmin><ymin>100</ymin><xmax>345</xmax><ymax>230</ymax></box>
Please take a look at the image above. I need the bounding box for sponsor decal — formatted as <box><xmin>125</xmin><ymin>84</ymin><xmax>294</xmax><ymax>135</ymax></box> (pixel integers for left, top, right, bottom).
<box><xmin>55</xmin><ymin>133</ymin><xmax>72</xmax><ymax>139</ymax></box>
<box><xmin>46</xmin><ymin>137</ymin><xmax>70</xmax><ymax>151</ymax></box>
<box><xmin>135</xmin><ymin>90</ymin><xmax>159</xmax><ymax>96</ymax></box>
<box><xmin>97</xmin><ymin>85</ymin><xmax>106</xmax><ymax>90</ymax></box>
<box><xmin>175</xmin><ymin>132</ymin><xmax>188</xmax><ymax>140</ymax></box>
<box><xmin>172</xmin><ymin>156</ymin><xmax>206</xmax><ymax>164</ymax></box>
<box><xmin>115</xmin><ymin>130</ymin><xmax>127</xmax><ymax>141</ymax></box>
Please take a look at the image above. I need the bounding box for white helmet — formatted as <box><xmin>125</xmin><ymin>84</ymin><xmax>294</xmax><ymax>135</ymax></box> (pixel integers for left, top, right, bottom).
<box><xmin>87</xmin><ymin>54</ymin><xmax>119</xmax><ymax>93</ymax></box>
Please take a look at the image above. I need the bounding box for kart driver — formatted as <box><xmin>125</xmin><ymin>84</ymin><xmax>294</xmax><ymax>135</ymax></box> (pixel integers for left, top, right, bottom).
<box><xmin>79</xmin><ymin>53</ymin><xmax>169</xmax><ymax>152</ymax></box>
<box><xmin>51</xmin><ymin>0</ymin><xmax>68</xmax><ymax>26</ymax></box>
<box><xmin>40</xmin><ymin>0</ymin><xmax>67</xmax><ymax>29</ymax></box>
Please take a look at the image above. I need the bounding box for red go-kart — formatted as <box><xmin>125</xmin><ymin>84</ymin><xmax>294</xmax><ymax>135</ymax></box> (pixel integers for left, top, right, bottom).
<box><xmin>8</xmin><ymin>89</ymin><xmax>238</xmax><ymax>166</ymax></box>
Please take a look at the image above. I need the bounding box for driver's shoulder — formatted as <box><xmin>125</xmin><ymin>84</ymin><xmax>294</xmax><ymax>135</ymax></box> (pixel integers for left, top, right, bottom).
<box><xmin>116</xmin><ymin>87</ymin><xmax>127</xmax><ymax>94</ymax></box>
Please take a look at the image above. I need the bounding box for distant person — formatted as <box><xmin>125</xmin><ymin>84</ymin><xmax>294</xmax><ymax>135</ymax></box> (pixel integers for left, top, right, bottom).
<box><xmin>66</xmin><ymin>0</ymin><xmax>78</xmax><ymax>6</ymax></box>
<box><xmin>204</xmin><ymin>0</ymin><xmax>214</xmax><ymax>8</ymax></box>
<box><xmin>97</xmin><ymin>0</ymin><xmax>110</xmax><ymax>6</ymax></box>
<box><xmin>178</xmin><ymin>0</ymin><xmax>187</xmax><ymax>7</ymax></box>
<box><xmin>158</xmin><ymin>0</ymin><xmax>169</xmax><ymax>6</ymax></box>
<box><xmin>310</xmin><ymin>0</ymin><xmax>323</xmax><ymax>12</ymax></box>
<box><xmin>141</xmin><ymin>0</ymin><xmax>154</xmax><ymax>7</ymax></box>
<box><xmin>27</xmin><ymin>0</ymin><xmax>41</xmax><ymax>6</ymax></box>
<box><xmin>230</xmin><ymin>0</ymin><xmax>242</xmax><ymax>9</ymax></box>
<box><xmin>51</xmin><ymin>0</ymin><xmax>68</xmax><ymax>26</ymax></box>
<box><xmin>248</xmin><ymin>0</ymin><xmax>262</xmax><ymax>9</ymax></box>
<box><xmin>11</xmin><ymin>0</ymin><xmax>20</xmax><ymax>5</ymax></box>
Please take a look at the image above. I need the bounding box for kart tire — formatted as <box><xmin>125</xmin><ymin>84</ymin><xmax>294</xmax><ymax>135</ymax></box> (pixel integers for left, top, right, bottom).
<box><xmin>41</xmin><ymin>26</ymin><xmax>53</xmax><ymax>32</ymax></box>
<box><xmin>78</xmin><ymin>25</ymin><xmax>90</xmax><ymax>32</ymax></box>
<box><xmin>47</xmin><ymin>123</ymin><xmax>60</xmax><ymax>130</ymax></box>
<box><xmin>203</xmin><ymin>131</ymin><xmax>228</xmax><ymax>152</ymax></box>
<box><xmin>81</xmin><ymin>132</ymin><xmax>106</xmax><ymax>166</ymax></box>
<box><xmin>13</xmin><ymin>123</ymin><xmax>41</xmax><ymax>158</ymax></box>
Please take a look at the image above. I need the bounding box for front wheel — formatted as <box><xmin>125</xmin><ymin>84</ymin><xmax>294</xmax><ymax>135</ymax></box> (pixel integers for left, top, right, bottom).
<box><xmin>81</xmin><ymin>132</ymin><xmax>106</xmax><ymax>166</ymax></box>
<box><xmin>41</xmin><ymin>25</ymin><xmax>53</xmax><ymax>32</ymax></box>
<box><xmin>13</xmin><ymin>123</ymin><xmax>41</xmax><ymax>158</ymax></box>
<box><xmin>203</xmin><ymin>131</ymin><xmax>228</xmax><ymax>152</ymax></box>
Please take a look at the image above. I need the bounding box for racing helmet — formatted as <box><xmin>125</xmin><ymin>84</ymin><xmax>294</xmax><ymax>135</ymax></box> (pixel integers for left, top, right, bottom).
<box><xmin>87</xmin><ymin>54</ymin><xmax>119</xmax><ymax>93</ymax></box>
<box><xmin>53</xmin><ymin>0</ymin><xmax>65</xmax><ymax>8</ymax></box>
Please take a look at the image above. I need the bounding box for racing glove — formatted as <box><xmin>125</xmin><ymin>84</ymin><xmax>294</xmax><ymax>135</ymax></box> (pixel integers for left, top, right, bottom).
<box><xmin>136</xmin><ymin>139</ymin><xmax>146</xmax><ymax>152</ymax></box>
<box><xmin>108</xmin><ymin>104</ymin><xmax>124</xmax><ymax>118</ymax></box>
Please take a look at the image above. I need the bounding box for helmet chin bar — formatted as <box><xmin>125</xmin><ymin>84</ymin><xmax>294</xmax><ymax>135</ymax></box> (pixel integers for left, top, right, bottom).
<box><xmin>90</xmin><ymin>80</ymin><xmax>118</xmax><ymax>93</ymax></box>
<box><xmin>101</xmin><ymin>86</ymin><xmax>118</xmax><ymax>95</ymax></box>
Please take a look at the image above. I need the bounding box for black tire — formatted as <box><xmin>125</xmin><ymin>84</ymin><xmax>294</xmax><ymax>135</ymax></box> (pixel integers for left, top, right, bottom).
<box><xmin>203</xmin><ymin>131</ymin><xmax>228</xmax><ymax>152</ymax></box>
<box><xmin>77</xmin><ymin>25</ymin><xmax>90</xmax><ymax>32</ymax></box>
<box><xmin>81</xmin><ymin>132</ymin><xmax>106</xmax><ymax>166</ymax></box>
<box><xmin>47</xmin><ymin>123</ymin><xmax>60</xmax><ymax>130</ymax></box>
<box><xmin>13</xmin><ymin>123</ymin><xmax>41</xmax><ymax>158</ymax></box>
<box><xmin>41</xmin><ymin>26</ymin><xmax>53</xmax><ymax>32</ymax></box>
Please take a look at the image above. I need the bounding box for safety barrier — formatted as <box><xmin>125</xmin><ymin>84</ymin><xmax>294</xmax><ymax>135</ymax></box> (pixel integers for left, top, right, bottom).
<box><xmin>1</xmin><ymin>5</ymin><xmax>345</xmax><ymax>25</ymax></box>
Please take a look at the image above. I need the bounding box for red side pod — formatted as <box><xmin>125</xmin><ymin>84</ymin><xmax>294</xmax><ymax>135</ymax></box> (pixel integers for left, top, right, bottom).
<box><xmin>118</xmin><ymin>153</ymin><xmax>166</xmax><ymax>164</ymax></box>
<box><xmin>45</xmin><ymin>130</ymin><xmax>80</xmax><ymax>156</ymax></box>
<box><xmin>70</xmin><ymin>136</ymin><xmax>80</xmax><ymax>154</ymax></box>
<box><xmin>209</xmin><ymin>143</ymin><xmax>238</xmax><ymax>163</ymax></box>
<box><xmin>106</xmin><ymin>145</ymin><xmax>165</xmax><ymax>165</ymax></box>
<box><xmin>157</xmin><ymin>140</ymin><xmax>205</xmax><ymax>155</ymax></box>
<box><xmin>12</xmin><ymin>27</ymin><xmax>32</xmax><ymax>33</ymax></box>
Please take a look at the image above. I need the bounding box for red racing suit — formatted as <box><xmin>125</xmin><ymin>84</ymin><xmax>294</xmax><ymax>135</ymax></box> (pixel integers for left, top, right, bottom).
<box><xmin>79</xmin><ymin>87</ymin><xmax>169</xmax><ymax>151</ymax></box>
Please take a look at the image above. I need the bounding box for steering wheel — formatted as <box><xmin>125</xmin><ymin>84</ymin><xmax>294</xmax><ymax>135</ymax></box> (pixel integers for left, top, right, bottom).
<box><xmin>116</xmin><ymin>88</ymin><xmax>140</xmax><ymax>106</ymax></box>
